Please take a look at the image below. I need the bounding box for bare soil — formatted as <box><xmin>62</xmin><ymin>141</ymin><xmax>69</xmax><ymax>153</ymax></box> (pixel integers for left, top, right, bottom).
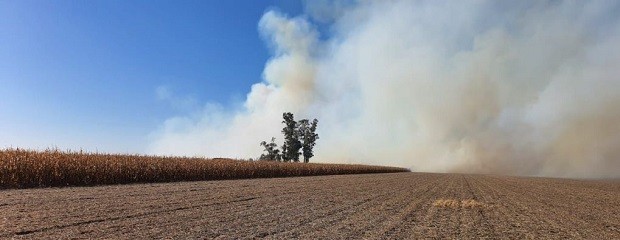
<box><xmin>1</xmin><ymin>173</ymin><xmax>619</xmax><ymax>239</ymax></box>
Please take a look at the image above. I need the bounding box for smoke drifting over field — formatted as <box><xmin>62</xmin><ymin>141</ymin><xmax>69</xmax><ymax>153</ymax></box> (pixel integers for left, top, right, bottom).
<box><xmin>149</xmin><ymin>1</ymin><xmax>620</xmax><ymax>178</ymax></box>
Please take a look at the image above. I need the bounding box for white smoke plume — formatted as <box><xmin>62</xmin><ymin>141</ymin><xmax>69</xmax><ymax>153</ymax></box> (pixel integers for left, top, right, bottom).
<box><xmin>148</xmin><ymin>0</ymin><xmax>620</xmax><ymax>178</ymax></box>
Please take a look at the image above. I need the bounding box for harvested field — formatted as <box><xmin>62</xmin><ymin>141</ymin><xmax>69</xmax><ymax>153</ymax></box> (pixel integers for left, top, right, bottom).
<box><xmin>1</xmin><ymin>172</ymin><xmax>619</xmax><ymax>239</ymax></box>
<box><xmin>0</xmin><ymin>149</ymin><xmax>407</xmax><ymax>189</ymax></box>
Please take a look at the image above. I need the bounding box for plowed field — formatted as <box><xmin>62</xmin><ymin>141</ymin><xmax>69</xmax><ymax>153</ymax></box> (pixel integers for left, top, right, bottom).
<box><xmin>1</xmin><ymin>173</ymin><xmax>619</xmax><ymax>239</ymax></box>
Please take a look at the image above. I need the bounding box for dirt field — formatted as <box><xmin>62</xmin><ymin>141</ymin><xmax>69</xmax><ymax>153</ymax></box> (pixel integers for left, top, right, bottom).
<box><xmin>1</xmin><ymin>173</ymin><xmax>619</xmax><ymax>239</ymax></box>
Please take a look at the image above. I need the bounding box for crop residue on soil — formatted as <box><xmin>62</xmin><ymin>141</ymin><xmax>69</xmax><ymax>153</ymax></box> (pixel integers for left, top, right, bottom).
<box><xmin>432</xmin><ymin>199</ymin><xmax>487</xmax><ymax>209</ymax></box>
<box><xmin>1</xmin><ymin>172</ymin><xmax>618</xmax><ymax>239</ymax></box>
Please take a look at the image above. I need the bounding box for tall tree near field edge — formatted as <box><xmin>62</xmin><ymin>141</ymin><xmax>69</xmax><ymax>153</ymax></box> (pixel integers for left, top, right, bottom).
<box><xmin>259</xmin><ymin>112</ymin><xmax>319</xmax><ymax>163</ymax></box>
<box><xmin>281</xmin><ymin>112</ymin><xmax>302</xmax><ymax>162</ymax></box>
<box><xmin>298</xmin><ymin>118</ymin><xmax>319</xmax><ymax>163</ymax></box>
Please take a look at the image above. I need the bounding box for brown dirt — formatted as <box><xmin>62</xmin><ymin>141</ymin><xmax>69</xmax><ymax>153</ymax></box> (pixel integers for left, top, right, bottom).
<box><xmin>1</xmin><ymin>172</ymin><xmax>619</xmax><ymax>239</ymax></box>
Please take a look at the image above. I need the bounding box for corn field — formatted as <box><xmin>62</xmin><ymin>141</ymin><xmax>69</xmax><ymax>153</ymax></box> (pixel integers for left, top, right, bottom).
<box><xmin>0</xmin><ymin>148</ymin><xmax>409</xmax><ymax>189</ymax></box>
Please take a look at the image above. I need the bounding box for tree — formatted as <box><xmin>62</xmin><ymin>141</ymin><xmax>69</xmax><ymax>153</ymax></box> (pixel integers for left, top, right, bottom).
<box><xmin>298</xmin><ymin>118</ymin><xmax>319</xmax><ymax>163</ymax></box>
<box><xmin>258</xmin><ymin>112</ymin><xmax>319</xmax><ymax>163</ymax></box>
<box><xmin>281</xmin><ymin>112</ymin><xmax>302</xmax><ymax>162</ymax></box>
<box><xmin>259</xmin><ymin>137</ymin><xmax>281</xmax><ymax>161</ymax></box>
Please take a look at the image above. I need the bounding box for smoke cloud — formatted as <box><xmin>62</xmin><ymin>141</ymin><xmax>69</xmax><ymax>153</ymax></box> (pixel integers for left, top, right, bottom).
<box><xmin>148</xmin><ymin>0</ymin><xmax>620</xmax><ymax>178</ymax></box>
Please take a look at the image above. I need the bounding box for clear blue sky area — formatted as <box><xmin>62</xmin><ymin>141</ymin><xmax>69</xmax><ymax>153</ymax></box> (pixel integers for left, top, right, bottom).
<box><xmin>0</xmin><ymin>0</ymin><xmax>303</xmax><ymax>152</ymax></box>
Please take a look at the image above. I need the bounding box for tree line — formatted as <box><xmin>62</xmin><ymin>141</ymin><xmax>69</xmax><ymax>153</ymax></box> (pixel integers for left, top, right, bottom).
<box><xmin>259</xmin><ymin>112</ymin><xmax>319</xmax><ymax>163</ymax></box>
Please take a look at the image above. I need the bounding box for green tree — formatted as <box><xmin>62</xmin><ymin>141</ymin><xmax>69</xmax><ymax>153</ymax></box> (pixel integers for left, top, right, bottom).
<box><xmin>259</xmin><ymin>137</ymin><xmax>281</xmax><ymax>161</ymax></box>
<box><xmin>298</xmin><ymin>118</ymin><xmax>319</xmax><ymax>163</ymax></box>
<box><xmin>281</xmin><ymin>112</ymin><xmax>302</xmax><ymax>162</ymax></box>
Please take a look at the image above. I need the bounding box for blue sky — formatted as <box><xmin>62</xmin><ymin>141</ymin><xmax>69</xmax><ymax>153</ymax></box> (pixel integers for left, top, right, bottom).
<box><xmin>0</xmin><ymin>0</ymin><xmax>304</xmax><ymax>152</ymax></box>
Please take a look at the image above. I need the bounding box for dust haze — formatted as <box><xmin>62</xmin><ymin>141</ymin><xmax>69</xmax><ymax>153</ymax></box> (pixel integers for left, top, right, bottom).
<box><xmin>148</xmin><ymin>0</ymin><xmax>620</xmax><ymax>178</ymax></box>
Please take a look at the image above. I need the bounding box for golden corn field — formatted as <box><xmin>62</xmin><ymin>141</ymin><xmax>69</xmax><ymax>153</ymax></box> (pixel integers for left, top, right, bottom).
<box><xmin>0</xmin><ymin>148</ymin><xmax>409</xmax><ymax>189</ymax></box>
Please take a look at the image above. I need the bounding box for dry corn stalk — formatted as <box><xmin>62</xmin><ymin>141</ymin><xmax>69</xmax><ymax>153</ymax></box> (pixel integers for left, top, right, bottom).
<box><xmin>0</xmin><ymin>148</ymin><xmax>409</xmax><ymax>189</ymax></box>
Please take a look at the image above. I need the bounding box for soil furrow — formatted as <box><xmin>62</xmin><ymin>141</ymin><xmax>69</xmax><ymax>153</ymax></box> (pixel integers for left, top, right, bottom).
<box><xmin>1</xmin><ymin>172</ymin><xmax>618</xmax><ymax>239</ymax></box>
<box><xmin>5</xmin><ymin>196</ymin><xmax>259</xmax><ymax>237</ymax></box>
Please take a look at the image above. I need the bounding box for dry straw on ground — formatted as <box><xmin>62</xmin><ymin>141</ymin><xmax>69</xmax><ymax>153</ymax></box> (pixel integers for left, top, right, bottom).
<box><xmin>4</xmin><ymin>173</ymin><xmax>618</xmax><ymax>238</ymax></box>
<box><xmin>433</xmin><ymin>199</ymin><xmax>487</xmax><ymax>209</ymax></box>
<box><xmin>0</xmin><ymin>148</ymin><xmax>408</xmax><ymax>189</ymax></box>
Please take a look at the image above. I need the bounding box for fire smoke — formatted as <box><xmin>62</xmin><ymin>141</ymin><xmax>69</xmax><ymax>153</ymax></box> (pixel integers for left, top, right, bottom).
<box><xmin>149</xmin><ymin>0</ymin><xmax>620</xmax><ymax>178</ymax></box>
